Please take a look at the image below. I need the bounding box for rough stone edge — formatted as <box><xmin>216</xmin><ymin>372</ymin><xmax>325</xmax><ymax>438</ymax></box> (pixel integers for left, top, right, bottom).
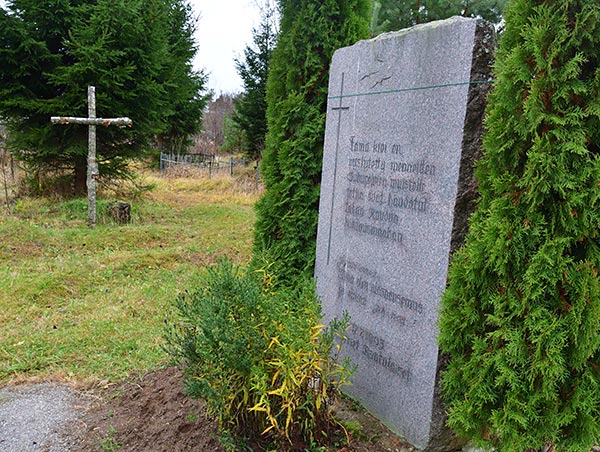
<box><xmin>427</xmin><ymin>19</ymin><xmax>498</xmax><ymax>452</ymax></box>
<box><xmin>367</xmin><ymin>16</ymin><xmax>478</xmax><ymax>45</ymax></box>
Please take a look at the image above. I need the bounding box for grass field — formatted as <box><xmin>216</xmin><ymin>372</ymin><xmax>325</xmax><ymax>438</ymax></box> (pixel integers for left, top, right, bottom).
<box><xmin>0</xmin><ymin>168</ymin><xmax>259</xmax><ymax>385</ymax></box>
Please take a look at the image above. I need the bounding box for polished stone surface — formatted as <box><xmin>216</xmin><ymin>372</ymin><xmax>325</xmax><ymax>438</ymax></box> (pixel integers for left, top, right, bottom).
<box><xmin>315</xmin><ymin>16</ymin><xmax>496</xmax><ymax>451</ymax></box>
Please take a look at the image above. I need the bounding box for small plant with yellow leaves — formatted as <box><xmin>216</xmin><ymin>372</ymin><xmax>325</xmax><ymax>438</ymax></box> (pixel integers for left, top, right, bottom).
<box><xmin>164</xmin><ymin>259</ymin><xmax>353</xmax><ymax>451</ymax></box>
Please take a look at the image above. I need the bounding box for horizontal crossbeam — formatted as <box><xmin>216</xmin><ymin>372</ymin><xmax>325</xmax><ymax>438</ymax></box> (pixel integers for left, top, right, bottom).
<box><xmin>50</xmin><ymin>117</ymin><xmax>132</xmax><ymax>126</ymax></box>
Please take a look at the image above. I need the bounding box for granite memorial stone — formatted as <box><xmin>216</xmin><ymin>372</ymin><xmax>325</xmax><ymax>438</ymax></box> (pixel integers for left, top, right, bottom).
<box><xmin>314</xmin><ymin>17</ymin><xmax>496</xmax><ymax>451</ymax></box>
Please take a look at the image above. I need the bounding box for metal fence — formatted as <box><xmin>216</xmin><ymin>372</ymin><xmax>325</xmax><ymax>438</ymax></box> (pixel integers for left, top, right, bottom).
<box><xmin>159</xmin><ymin>152</ymin><xmax>214</xmax><ymax>170</ymax></box>
<box><xmin>159</xmin><ymin>152</ymin><xmax>251</xmax><ymax>173</ymax></box>
<box><xmin>159</xmin><ymin>152</ymin><xmax>261</xmax><ymax>189</ymax></box>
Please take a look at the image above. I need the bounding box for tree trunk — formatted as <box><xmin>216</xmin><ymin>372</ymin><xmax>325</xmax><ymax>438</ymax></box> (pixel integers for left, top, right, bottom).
<box><xmin>74</xmin><ymin>157</ymin><xmax>87</xmax><ymax>195</ymax></box>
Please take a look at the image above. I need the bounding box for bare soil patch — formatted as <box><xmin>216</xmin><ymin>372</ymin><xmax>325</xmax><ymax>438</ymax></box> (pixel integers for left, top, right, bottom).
<box><xmin>76</xmin><ymin>367</ymin><xmax>222</xmax><ymax>451</ymax></box>
<box><xmin>76</xmin><ymin>366</ymin><xmax>412</xmax><ymax>452</ymax></box>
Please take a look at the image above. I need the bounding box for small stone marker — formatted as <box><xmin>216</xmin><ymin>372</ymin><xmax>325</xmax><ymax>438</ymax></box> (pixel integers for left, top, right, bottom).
<box><xmin>51</xmin><ymin>86</ymin><xmax>132</xmax><ymax>227</ymax></box>
<box><xmin>315</xmin><ymin>17</ymin><xmax>495</xmax><ymax>451</ymax></box>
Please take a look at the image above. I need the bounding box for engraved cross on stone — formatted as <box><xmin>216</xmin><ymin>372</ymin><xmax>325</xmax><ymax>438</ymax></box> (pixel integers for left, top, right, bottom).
<box><xmin>51</xmin><ymin>86</ymin><xmax>132</xmax><ymax>227</ymax></box>
<box><xmin>326</xmin><ymin>72</ymin><xmax>350</xmax><ymax>265</ymax></box>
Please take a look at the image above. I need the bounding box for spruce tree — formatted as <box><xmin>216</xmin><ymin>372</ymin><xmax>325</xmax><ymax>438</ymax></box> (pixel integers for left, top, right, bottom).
<box><xmin>253</xmin><ymin>0</ymin><xmax>370</xmax><ymax>283</ymax></box>
<box><xmin>0</xmin><ymin>0</ymin><xmax>207</xmax><ymax>193</ymax></box>
<box><xmin>157</xmin><ymin>0</ymin><xmax>210</xmax><ymax>154</ymax></box>
<box><xmin>232</xmin><ymin>7</ymin><xmax>277</xmax><ymax>160</ymax></box>
<box><xmin>439</xmin><ymin>1</ymin><xmax>600</xmax><ymax>450</ymax></box>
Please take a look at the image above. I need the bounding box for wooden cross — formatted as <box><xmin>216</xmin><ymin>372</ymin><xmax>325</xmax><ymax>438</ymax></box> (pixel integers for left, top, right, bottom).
<box><xmin>51</xmin><ymin>86</ymin><xmax>132</xmax><ymax>227</ymax></box>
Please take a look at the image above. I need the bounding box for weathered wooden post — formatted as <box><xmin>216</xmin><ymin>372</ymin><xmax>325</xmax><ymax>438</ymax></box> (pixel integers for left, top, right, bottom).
<box><xmin>51</xmin><ymin>86</ymin><xmax>132</xmax><ymax>227</ymax></box>
<box><xmin>255</xmin><ymin>162</ymin><xmax>259</xmax><ymax>191</ymax></box>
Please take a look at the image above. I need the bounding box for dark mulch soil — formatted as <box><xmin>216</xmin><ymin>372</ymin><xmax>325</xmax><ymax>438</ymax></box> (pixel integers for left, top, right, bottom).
<box><xmin>75</xmin><ymin>366</ymin><xmax>412</xmax><ymax>452</ymax></box>
<box><xmin>75</xmin><ymin>367</ymin><xmax>222</xmax><ymax>452</ymax></box>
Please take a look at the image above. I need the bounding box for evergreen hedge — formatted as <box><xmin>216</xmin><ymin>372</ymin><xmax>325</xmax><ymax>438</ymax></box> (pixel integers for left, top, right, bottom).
<box><xmin>253</xmin><ymin>0</ymin><xmax>370</xmax><ymax>284</ymax></box>
<box><xmin>439</xmin><ymin>1</ymin><xmax>600</xmax><ymax>450</ymax></box>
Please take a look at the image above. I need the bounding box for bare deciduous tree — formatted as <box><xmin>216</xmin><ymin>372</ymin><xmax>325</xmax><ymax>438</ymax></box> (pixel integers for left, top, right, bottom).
<box><xmin>195</xmin><ymin>93</ymin><xmax>237</xmax><ymax>154</ymax></box>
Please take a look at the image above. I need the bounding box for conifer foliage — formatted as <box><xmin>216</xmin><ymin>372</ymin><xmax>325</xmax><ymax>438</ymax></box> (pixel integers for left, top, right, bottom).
<box><xmin>370</xmin><ymin>0</ymin><xmax>506</xmax><ymax>35</ymax></box>
<box><xmin>439</xmin><ymin>1</ymin><xmax>600</xmax><ymax>450</ymax></box>
<box><xmin>0</xmin><ymin>0</ymin><xmax>207</xmax><ymax>193</ymax></box>
<box><xmin>232</xmin><ymin>6</ymin><xmax>277</xmax><ymax>160</ymax></box>
<box><xmin>253</xmin><ymin>0</ymin><xmax>370</xmax><ymax>284</ymax></box>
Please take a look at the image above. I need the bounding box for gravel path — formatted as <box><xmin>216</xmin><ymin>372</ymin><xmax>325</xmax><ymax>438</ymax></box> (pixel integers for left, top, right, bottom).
<box><xmin>0</xmin><ymin>383</ymin><xmax>86</xmax><ymax>452</ymax></box>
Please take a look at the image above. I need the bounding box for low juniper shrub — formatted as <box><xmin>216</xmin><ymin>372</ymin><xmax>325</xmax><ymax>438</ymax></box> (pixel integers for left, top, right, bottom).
<box><xmin>164</xmin><ymin>259</ymin><xmax>353</xmax><ymax>451</ymax></box>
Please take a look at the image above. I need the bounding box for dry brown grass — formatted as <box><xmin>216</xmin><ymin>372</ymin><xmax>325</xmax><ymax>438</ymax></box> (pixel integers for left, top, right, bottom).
<box><xmin>144</xmin><ymin>165</ymin><xmax>263</xmax><ymax>207</ymax></box>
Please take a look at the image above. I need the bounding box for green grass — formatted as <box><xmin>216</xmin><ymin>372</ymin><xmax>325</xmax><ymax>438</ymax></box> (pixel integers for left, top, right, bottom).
<box><xmin>0</xmin><ymin>171</ymin><xmax>258</xmax><ymax>384</ymax></box>
<box><xmin>100</xmin><ymin>427</ymin><xmax>122</xmax><ymax>451</ymax></box>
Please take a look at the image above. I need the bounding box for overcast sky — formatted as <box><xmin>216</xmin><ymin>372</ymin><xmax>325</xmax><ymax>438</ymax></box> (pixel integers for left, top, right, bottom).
<box><xmin>192</xmin><ymin>0</ymin><xmax>262</xmax><ymax>94</ymax></box>
<box><xmin>0</xmin><ymin>0</ymin><xmax>262</xmax><ymax>94</ymax></box>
